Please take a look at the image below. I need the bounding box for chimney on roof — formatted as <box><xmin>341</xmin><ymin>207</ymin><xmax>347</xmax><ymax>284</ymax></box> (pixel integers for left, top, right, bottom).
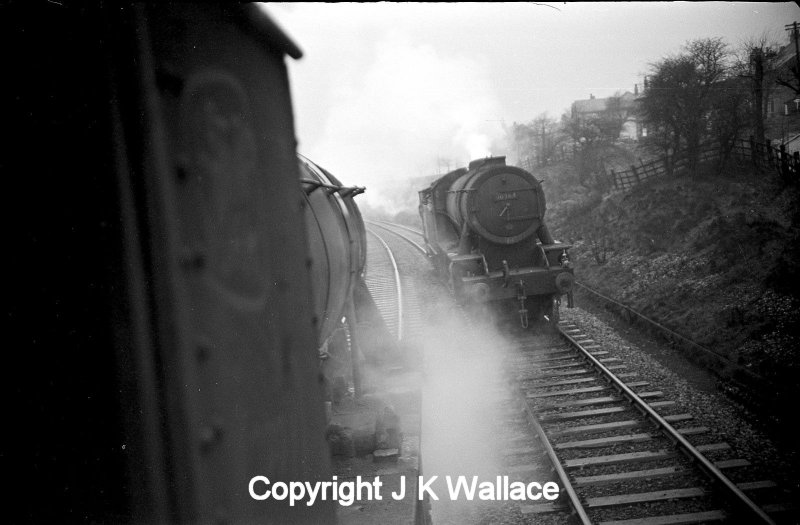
<box><xmin>590</xmin><ymin>94</ymin><xmax>595</xmax><ymax>99</ymax></box>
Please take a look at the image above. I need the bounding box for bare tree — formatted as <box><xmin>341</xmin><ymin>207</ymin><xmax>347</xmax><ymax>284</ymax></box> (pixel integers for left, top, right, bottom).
<box><xmin>776</xmin><ymin>25</ymin><xmax>800</xmax><ymax>96</ymax></box>
<box><xmin>734</xmin><ymin>33</ymin><xmax>780</xmax><ymax>144</ymax></box>
<box><xmin>563</xmin><ymin>93</ymin><xmax>629</xmax><ymax>190</ymax></box>
<box><xmin>640</xmin><ymin>37</ymin><xmax>733</xmax><ymax>174</ymax></box>
<box><xmin>508</xmin><ymin>113</ymin><xmax>567</xmax><ymax>167</ymax></box>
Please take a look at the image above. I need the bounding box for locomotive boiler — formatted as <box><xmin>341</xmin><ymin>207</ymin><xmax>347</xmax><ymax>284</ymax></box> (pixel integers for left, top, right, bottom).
<box><xmin>419</xmin><ymin>156</ymin><xmax>574</xmax><ymax>327</ymax></box>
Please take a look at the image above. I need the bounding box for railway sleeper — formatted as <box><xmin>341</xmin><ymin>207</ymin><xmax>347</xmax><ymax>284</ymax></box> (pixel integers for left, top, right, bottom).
<box><xmin>575</xmin><ymin>470</ymin><xmax>773</xmax><ymax>490</ymax></box>
<box><xmin>564</xmin><ymin>449</ymin><xmax>676</xmax><ymax>469</ymax></box>
<box><xmin>573</xmin><ymin>460</ymin><xmax>753</xmax><ymax>487</ymax></box>
<box><xmin>511</xmin><ymin>349</ymin><xmax>574</xmax><ymax>361</ymax></box>
<box><xmin>528</xmin><ymin>381</ymin><xmax>650</xmax><ymax>398</ymax></box>
<box><xmin>535</xmin><ymin>354</ymin><xmax>585</xmax><ymax>364</ymax></box>
<box><xmin>525</xmin><ymin>372</ymin><xmax>639</xmax><ymax>389</ymax></box>
<box><xmin>597</xmin><ymin>509</ymin><xmax>727</xmax><ymax>525</ymax></box>
<box><xmin>531</xmin><ymin>376</ymin><xmax>607</xmax><ymax>388</ymax></box>
<box><xmin>517</xmin><ymin>501</ymin><xmax>570</xmax><ymax>515</ymax></box>
<box><xmin>573</xmin><ymin>466</ymin><xmax>686</xmax><ymax>486</ymax></box>
<box><xmin>506</xmin><ymin>463</ymin><xmax>545</xmax><ymax>475</ymax></box>
<box><xmin>584</xmin><ymin>486</ymin><xmax>706</xmax><ymax>508</ymax></box>
<box><xmin>503</xmin><ymin>446</ymin><xmax>539</xmax><ymax>457</ymax></box>
<box><xmin>536</xmin><ymin>361</ymin><xmax>589</xmax><ymax>371</ymax></box>
<box><xmin>586</xmin><ymin>480</ymin><xmax>777</xmax><ymax>510</ymax></box>
<box><xmin>549</xmin><ymin>413</ymin><xmax>694</xmax><ymax>436</ymax></box>
<box><xmin>554</xmin><ymin>427</ymin><xmax>709</xmax><ymax>450</ymax></box>
<box><xmin>538</xmin><ymin>391</ymin><xmax>662</xmax><ymax>410</ymax></box>
<box><xmin>562</xmin><ymin>443</ymin><xmax>731</xmax><ymax>469</ymax></box>
<box><xmin>555</xmin><ymin>432</ymin><xmax>654</xmax><ymax>449</ymax></box>
<box><xmin>528</xmin><ymin>385</ymin><xmax>611</xmax><ymax>398</ymax></box>
<box><xmin>531</xmin><ymin>368</ymin><xmax>595</xmax><ymax>379</ymax></box>
<box><xmin>540</xmin><ymin>402</ymin><xmax>675</xmax><ymax>422</ymax></box>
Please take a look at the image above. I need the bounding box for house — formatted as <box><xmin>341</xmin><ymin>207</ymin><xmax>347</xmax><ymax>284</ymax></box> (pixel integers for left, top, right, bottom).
<box><xmin>764</xmin><ymin>22</ymin><xmax>800</xmax><ymax>144</ymax></box>
<box><xmin>570</xmin><ymin>87</ymin><xmax>643</xmax><ymax>141</ymax></box>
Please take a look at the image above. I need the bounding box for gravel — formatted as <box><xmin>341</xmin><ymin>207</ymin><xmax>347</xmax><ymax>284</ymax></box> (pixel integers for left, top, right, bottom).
<box><xmin>561</xmin><ymin>304</ymin><xmax>800</xmax><ymax>501</ymax></box>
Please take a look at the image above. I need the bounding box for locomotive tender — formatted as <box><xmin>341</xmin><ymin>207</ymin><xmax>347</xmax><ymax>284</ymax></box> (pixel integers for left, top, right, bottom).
<box><xmin>299</xmin><ymin>155</ymin><xmax>375</xmax><ymax>397</ymax></box>
<box><xmin>5</xmin><ymin>4</ymin><xmax>348</xmax><ymax>523</ymax></box>
<box><xmin>419</xmin><ymin>156</ymin><xmax>574</xmax><ymax>327</ymax></box>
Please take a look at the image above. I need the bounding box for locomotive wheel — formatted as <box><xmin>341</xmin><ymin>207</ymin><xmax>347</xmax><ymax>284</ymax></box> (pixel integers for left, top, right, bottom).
<box><xmin>550</xmin><ymin>297</ymin><xmax>560</xmax><ymax>326</ymax></box>
<box><xmin>541</xmin><ymin>296</ymin><xmax>559</xmax><ymax>323</ymax></box>
<box><xmin>528</xmin><ymin>296</ymin><xmax>559</xmax><ymax>331</ymax></box>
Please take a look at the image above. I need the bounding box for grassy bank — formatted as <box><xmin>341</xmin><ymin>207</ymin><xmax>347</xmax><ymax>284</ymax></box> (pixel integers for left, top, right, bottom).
<box><xmin>547</xmin><ymin>163</ymin><xmax>800</xmax><ymax>389</ymax></box>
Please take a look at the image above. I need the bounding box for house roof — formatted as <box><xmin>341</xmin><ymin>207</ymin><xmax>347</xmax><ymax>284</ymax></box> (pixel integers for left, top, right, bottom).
<box><xmin>573</xmin><ymin>91</ymin><xmax>637</xmax><ymax>114</ymax></box>
<box><xmin>573</xmin><ymin>98</ymin><xmax>608</xmax><ymax>114</ymax></box>
<box><xmin>783</xmin><ymin>132</ymin><xmax>800</xmax><ymax>145</ymax></box>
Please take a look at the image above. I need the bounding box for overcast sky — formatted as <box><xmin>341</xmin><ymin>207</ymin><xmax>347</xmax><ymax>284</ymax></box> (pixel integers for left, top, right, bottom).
<box><xmin>262</xmin><ymin>2</ymin><xmax>800</xmax><ymax>211</ymax></box>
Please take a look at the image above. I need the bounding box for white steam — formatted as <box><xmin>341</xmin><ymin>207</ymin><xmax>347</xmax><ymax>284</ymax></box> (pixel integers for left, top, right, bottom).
<box><xmin>265</xmin><ymin>4</ymin><xmax>507</xmax><ymax>214</ymax></box>
<box><xmin>313</xmin><ymin>31</ymin><xmax>505</xmax><ymax>211</ymax></box>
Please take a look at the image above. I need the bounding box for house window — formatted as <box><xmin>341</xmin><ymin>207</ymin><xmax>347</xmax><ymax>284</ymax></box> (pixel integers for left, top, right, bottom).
<box><xmin>768</xmin><ymin>99</ymin><xmax>775</xmax><ymax>115</ymax></box>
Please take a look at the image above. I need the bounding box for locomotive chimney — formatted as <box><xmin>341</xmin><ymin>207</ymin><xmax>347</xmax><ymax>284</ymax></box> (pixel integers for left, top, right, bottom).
<box><xmin>468</xmin><ymin>156</ymin><xmax>506</xmax><ymax>171</ymax></box>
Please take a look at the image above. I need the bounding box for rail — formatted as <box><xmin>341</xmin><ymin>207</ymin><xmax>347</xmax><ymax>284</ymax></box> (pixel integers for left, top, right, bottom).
<box><xmin>558</xmin><ymin>327</ymin><xmax>776</xmax><ymax>524</ymax></box>
<box><xmin>572</xmin><ymin>281</ymin><xmax>799</xmax><ymax>411</ymax></box>
<box><xmin>366</xmin><ymin>220</ymin><xmax>426</xmax><ymax>254</ymax></box>
<box><xmin>366</xmin><ymin>228</ymin><xmax>404</xmax><ymax>342</ymax></box>
<box><xmin>374</xmin><ymin>219</ymin><xmax>782</xmax><ymax>522</ymax></box>
<box><xmin>512</xmin><ymin>379</ymin><xmax>593</xmax><ymax>524</ymax></box>
<box><xmin>374</xmin><ymin>219</ymin><xmax>592</xmax><ymax>522</ymax></box>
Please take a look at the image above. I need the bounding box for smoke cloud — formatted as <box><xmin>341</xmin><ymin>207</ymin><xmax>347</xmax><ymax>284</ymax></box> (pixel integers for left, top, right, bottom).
<box><xmin>265</xmin><ymin>4</ymin><xmax>507</xmax><ymax>212</ymax></box>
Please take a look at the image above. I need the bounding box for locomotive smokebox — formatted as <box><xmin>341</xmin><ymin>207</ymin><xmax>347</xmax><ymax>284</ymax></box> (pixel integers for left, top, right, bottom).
<box><xmin>445</xmin><ymin>156</ymin><xmax>548</xmax><ymax>246</ymax></box>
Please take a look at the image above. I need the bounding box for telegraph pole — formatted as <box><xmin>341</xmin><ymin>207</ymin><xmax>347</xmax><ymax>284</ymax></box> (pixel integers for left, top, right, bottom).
<box><xmin>785</xmin><ymin>22</ymin><xmax>800</xmax><ymax>74</ymax></box>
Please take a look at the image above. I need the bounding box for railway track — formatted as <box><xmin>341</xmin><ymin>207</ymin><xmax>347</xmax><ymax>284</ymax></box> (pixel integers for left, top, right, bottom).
<box><xmin>365</xmin><ymin>220</ymin><xmax>794</xmax><ymax>524</ymax></box>
<box><xmin>506</xmin><ymin>324</ymin><xmax>794</xmax><ymax>524</ymax></box>
<box><xmin>366</xmin><ymin>221</ymin><xmax>569</xmax><ymax>523</ymax></box>
<box><xmin>365</xmin><ymin>224</ymin><xmax>428</xmax><ymax>341</ymax></box>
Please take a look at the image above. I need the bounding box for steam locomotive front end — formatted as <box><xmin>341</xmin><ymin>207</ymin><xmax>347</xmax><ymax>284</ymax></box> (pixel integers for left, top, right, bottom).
<box><xmin>426</xmin><ymin>156</ymin><xmax>574</xmax><ymax>325</ymax></box>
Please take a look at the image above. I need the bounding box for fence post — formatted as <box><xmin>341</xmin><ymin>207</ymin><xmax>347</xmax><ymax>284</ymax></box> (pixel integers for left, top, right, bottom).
<box><xmin>631</xmin><ymin>165</ymin><xmax>640</xmax><ymax>184</ymax></box>
<box><xmin>780</xmin><ymin>144</ymin><xmax>789</xmax><ymax>181</ymax></box>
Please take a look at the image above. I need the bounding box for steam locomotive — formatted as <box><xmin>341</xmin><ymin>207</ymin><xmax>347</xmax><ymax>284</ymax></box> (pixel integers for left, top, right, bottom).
<box><xmin>5</xmin><ymin>4</ymin><xmax>364</xmax><ymax>523</ymax></box>
<box><xmin>419</xmin><ymin>156</ymin><xmax>574</xmax><ymax>327</ymax></box>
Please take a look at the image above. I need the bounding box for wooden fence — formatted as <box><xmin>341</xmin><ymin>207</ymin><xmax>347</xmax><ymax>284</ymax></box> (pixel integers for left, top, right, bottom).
<box><xmin>607</xmin><ymin>137</ymin><xmax>800</xmax><ymax>191</ymax></box>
